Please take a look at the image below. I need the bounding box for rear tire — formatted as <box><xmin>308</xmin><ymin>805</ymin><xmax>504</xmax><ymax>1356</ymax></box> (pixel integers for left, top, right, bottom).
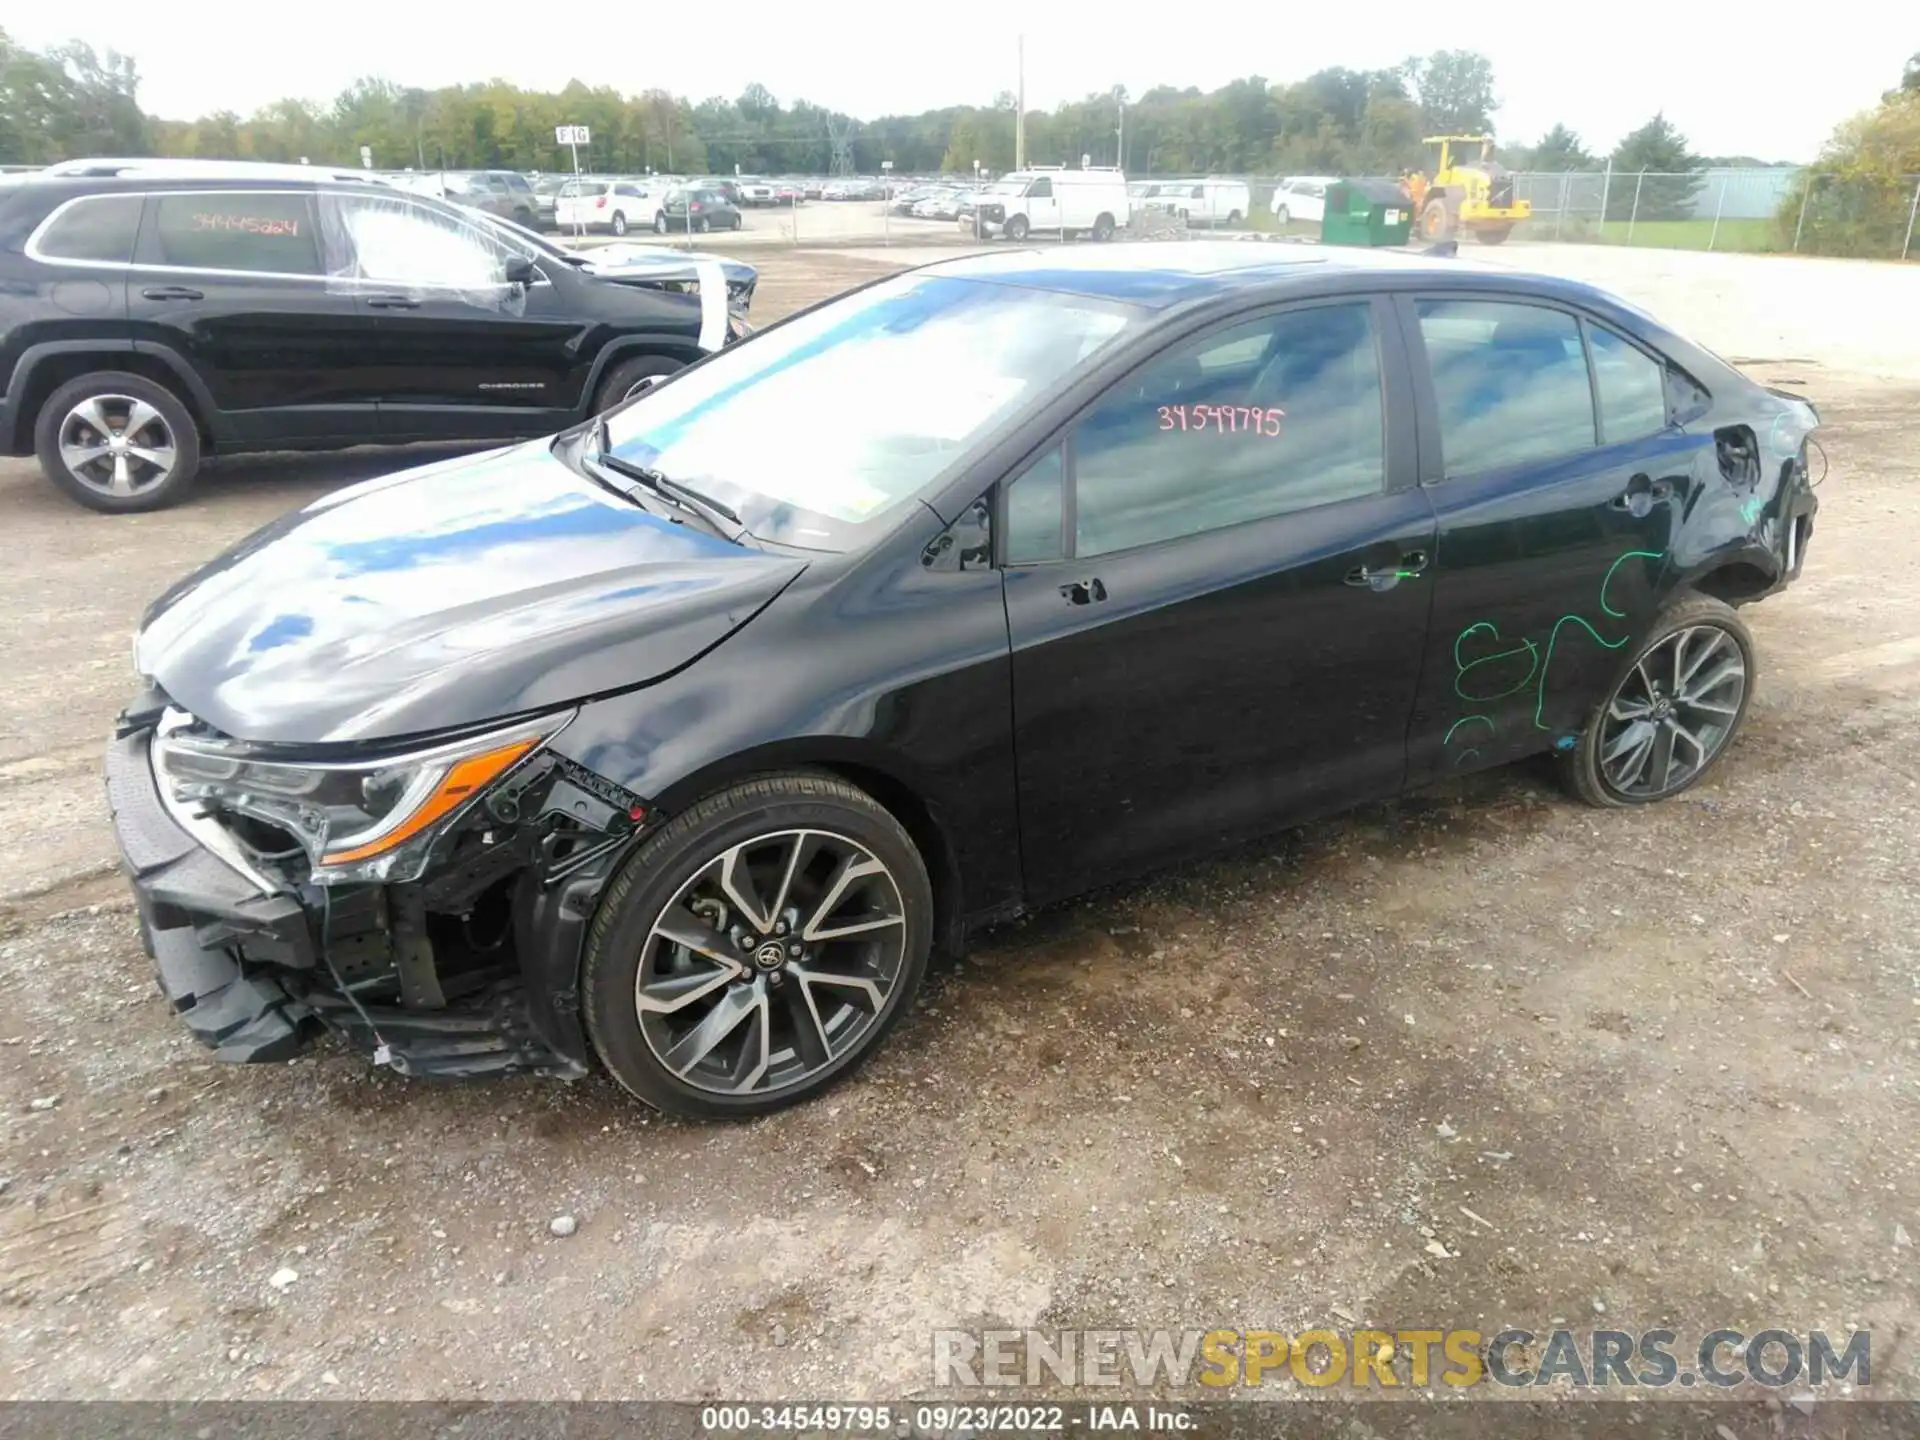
<box><xmin>1226</xmin><ymin>209</ymin><xmax>1242</xmax><ymax>227</ymax></box>
<box><xmin>1561</xmin><ymin>594</ymin><xmax>1756</xmax><ymax>808</ymax></box>
<box><xmin>611</xmin><ymin>210</ymin><xmax>629</xmax><ymax>237</ymax></box>
<box><xmin>592</xmin><ymin>354</ymin><xmax>683</xmax><ymax>414</ymax></box>
<box><xmin>654</xmin><ymin>212</ymin><xmax>667</xmax><ymax>233</ymax></box>
<box><xmin>34</xmin><ymin>370</ymin><xmax>201</xmax><ymax>514</ymax></box>
<box><xmin>1092</xmin><ymin>212</ymin><xmax>1116</xmax><ymax>241</ymax></box>
<box><xmin>1274</xmin><ymin>205</ymin><xmax>1291</xmax><ymax>226</ymax></box>
<box><xmin>582</xmin><ymin>773</ymin><xmax>933</xmax><ymax>1117</ymax></box>
<box><xmin>695</xmin><ymin>216</ymin><xmax>710</xmax><ymax>233</ymax></box>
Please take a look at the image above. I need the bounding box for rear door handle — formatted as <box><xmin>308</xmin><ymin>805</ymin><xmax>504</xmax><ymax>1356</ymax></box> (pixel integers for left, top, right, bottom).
<box><xmin>1059</xmin><ymin>577</ymin><xmax>1107</xmax><ymax>606</ymax></box>
<box><xmin>140</xmin><ymin>285</ymin><xmax>203</xmax><ymax>301</ymax></box>
<box><xmin>1612</xmin><ymin>473</ymin><xmax>1675</xmax><ymax>515</ymax></box>
<box><xmin>365</xmin><ymin>294</ymin><xmax>422</xmax><ymax>310</ymax></box>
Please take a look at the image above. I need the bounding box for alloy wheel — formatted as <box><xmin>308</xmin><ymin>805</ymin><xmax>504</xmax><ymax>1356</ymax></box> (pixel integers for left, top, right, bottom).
<box><xmin>58</xmin><ymin>395</ymin><xmax>177</xmax><ymax>498</ymax></box>
<box><xmin>1599</xmin><ymin>624</ymin><xmax>1747</xmax><ymax>799</ymax></box>
<box><xmin>633</xmin><ymin>828</ymin><xmax>908</xmax><ymax>1097</ymax></box>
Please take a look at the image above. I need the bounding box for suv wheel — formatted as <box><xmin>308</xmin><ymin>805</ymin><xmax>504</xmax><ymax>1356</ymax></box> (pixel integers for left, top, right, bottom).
<box><xmin>1563</xmin><ymin>594</ymin><xmax>1755</xmax><ymax>807</ymax></box>
<box><xmin>593</xmin><ymin>354</ymin><xmax>683</xmax><ymax>413</ymax></box>
<box><xmin>1275</xmin><ymin>205</ymin><xmax>1292</xmax><ymax>226</ymax></box>
<box><xmin>34</xmin><ymin>372</ymin><xmax>200</xmax><ymax>514</ymax></box>
<box><xmin>611</xmin><ymin>210</ymin><xmax>628</xmax><ymax>237</ymax></box>
<box><xmin>654</xmin><ymin>212</ymin><xmax>668</xmax><ymax>234</ymax></box>
<box><xmin>582</xmin><ymin>773</ymin><xmax>932</xmax><ymax>1117</ymax></box>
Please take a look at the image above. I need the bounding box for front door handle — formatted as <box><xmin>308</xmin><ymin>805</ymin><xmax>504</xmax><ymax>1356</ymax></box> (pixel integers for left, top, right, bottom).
<box><xmin>1344</xmin><ymin>550</ymin><xmax>1429</xmax><ymax>592</ymax></box>
<box><xmin>1059</xmin><ymin>577</ymin><xmax>1107</xmax><ymax>606</ymax></box>
<box><xmin>365</xmin><ymin>294</ymin><xmax>422</xmax><ymax>310</ymax></box>
<box><xmin>140</xmin><ymin>285</ymin><xmax>203</xmax><ymax>301</ymax></box>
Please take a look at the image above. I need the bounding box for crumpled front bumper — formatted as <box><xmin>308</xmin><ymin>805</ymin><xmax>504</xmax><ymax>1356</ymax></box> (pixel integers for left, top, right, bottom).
<box><xmin>105</xmin><ymin>730</ymin><xmax>315</xmax><ymax>1062</ymax></box>
<box><xmin>105</xmin><ymin>728</ymin><xmax>590</xmax><ymax>1079</ymax></box>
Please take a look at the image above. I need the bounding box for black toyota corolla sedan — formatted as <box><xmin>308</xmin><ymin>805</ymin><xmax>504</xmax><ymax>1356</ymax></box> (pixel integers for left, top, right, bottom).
<box><xmin>108</xmin><ymin>243</ymin><xmax>1820</xmax><ymax>1117</ymax></box>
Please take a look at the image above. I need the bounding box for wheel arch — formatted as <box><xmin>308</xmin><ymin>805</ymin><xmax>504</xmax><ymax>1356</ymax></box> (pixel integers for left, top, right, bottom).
<box><xmin>646</xmin><ymin>738</ymin><xmax>967</xmax><ymax>956</ymax></box>
<box><xmin>5</xmin><ymin>340</ymin><xmax>217</xmax><ymax>455</ymax></box>
<box><xmin>1680</xmin><ymin>554</ymin><xmax>1780</xmax><ymax>608</ymax></box>
<box><xmin>577</xmin><ymin>336</ymin><xmax>705</xmax><ymax>418</ymax></box>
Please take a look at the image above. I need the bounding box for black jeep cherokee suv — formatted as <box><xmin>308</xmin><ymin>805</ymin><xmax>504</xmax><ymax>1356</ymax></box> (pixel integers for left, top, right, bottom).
<box><xmin>0</xmin><ymin>162</ymin><xmax>740</xmax><ymax>512</ymax></box>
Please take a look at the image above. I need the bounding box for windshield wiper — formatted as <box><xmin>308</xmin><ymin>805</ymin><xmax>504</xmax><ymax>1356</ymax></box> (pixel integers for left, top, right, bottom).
<box><xmin>589</xmin><ymin>416</ymin><xmax>743</xmax><ymax>532</ymax></box>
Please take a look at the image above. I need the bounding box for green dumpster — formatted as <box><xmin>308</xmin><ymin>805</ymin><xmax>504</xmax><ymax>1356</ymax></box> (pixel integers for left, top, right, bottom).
<box><xmin>1321</xmin><ymin>179</ymin><xmax>1414</xmax><ymax>247</ymax></box>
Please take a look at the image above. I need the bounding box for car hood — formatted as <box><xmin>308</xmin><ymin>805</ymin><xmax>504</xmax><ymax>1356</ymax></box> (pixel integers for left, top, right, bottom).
<box><xmin>584</xmin><ymin>244</ymin><xmax>755</xmax><ymax>286</ymax></box>
<box><xmin>137</xmin><ymin>441</ymin><xmax>805</xmax><ymax>746</ymax></box>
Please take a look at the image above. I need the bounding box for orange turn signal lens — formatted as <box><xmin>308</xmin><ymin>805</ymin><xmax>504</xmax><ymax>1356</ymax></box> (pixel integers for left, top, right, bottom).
<box><xmin>320</xmin><ymin>738</ymin><xmax>537</xmax><ymax>866</ymax></box>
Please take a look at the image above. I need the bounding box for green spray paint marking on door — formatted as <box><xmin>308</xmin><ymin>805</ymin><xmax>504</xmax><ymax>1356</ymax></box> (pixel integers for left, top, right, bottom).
<box><xmin>1442</xmin><ymin>548</ymin><xmax>1666</xmax><ymax>764</ymax></box>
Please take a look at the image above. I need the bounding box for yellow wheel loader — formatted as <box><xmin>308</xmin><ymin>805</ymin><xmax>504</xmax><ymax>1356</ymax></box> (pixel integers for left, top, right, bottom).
<box><xmin>1416</xmin><ymin>135</ymin><xmax>1532</xmax><ymax>245</ymax></box>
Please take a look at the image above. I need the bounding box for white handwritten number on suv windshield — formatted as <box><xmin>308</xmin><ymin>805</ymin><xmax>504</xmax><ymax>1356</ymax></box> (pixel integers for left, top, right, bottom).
<box><xmin>1157</xmin><ymin>404</ymin><xmax>1285</xmax><ymax>436</ymax></box>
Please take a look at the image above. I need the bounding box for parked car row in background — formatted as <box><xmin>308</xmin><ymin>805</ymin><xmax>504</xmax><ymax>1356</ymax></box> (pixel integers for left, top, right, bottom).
<box><xmin>0</xmin><ymin>159</ymin><xmax>757</xmax><ymax>512</ymax></box>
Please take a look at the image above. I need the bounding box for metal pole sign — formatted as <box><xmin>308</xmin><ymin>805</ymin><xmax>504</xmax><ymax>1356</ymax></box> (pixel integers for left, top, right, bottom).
<box><xmin>1904</xmin><ymin>177</ymin><xmax>1920</xmax><ymax>263</ymax></box>
<box><xmin>555</xmin><ymin>124</ymin><xmax>590</xmax><ymax>175</ymax></box>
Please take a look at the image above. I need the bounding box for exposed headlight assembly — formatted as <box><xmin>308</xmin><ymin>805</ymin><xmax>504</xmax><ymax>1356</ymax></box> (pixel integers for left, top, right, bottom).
<box><xmin>153</xmin><ymin>708</ymin><xmax>571</xmax><ymax>885</ymax></box>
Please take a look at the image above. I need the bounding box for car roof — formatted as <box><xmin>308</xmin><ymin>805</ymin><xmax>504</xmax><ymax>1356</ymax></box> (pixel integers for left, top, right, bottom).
<box><xmin>920</xmin><ymin>241</ymin><xmax>1596</xmax><ymax>310</ymax></box>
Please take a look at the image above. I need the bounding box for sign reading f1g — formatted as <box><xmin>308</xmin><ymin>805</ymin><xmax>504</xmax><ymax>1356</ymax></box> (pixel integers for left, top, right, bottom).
<box><xmin>555</xmin><ymin>125</ymin><xmax>591</xmax><ymax>146</ymax></box>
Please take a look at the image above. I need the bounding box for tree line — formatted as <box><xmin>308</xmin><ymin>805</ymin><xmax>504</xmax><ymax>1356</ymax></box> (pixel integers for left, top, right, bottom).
<box><xmin>4</xmin><ymin>26</ymin><xmax>1717</xmax><ymax>187</ymax></box>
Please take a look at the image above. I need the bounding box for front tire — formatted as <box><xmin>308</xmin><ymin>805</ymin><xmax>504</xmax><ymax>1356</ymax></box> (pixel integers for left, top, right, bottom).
<box><xmin>1274</xmin><ymin>205</ymin><xmax>1291</xmax><ymax>226</ymax></box>
<box><xmin>1562</xmin><ymin>594</ymin><xmax>1756</xmax><ymax>808</ymax></box>
<box><xmin>1421</xmin><ymin>197</ymin><xmax>1455</xmax><ymax>242</ymax></box>
<box><xmin>1006</xmin><ymin>214</ymin><xmax>1030</xmax><ymax>241</ymax></box>
<box><xmin>1226</xmin><ymin>209</ymin><xmax>1242</xmax><ymax>227</ymax></box>
<box><xmin>592</xmin><ymin>353</ymin><xmax>683</xmax><ymax>413</ymax></box>
<box><xmin>34</xmin><ymin>371</ymin><xmax>201</xmax><ymax>514</ymax></box>
<box><xmin>1476</xmin><ymin>224</ymin><xmax>1513</xmax><ymax>245</ymax></box>
<box><xmin>582</xmin><ymin>773</ymin><xmax>933</xmax><ymax>1117</ymax></box>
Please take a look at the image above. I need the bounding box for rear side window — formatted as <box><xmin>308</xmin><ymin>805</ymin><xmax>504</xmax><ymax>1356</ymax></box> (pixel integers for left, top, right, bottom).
<box><xmin>1416</xmin><ymin>299</ymin><xmax>1594</xmax><ymax>475</ymax></box>
<box><xmin>35</xmin><ymin>194</ymin><xmax>142</xmax><ymax>264</ymax></box>
<box><xmin>1589</xmin><ymin>324</ymin><xmax>1669</xmax><ymax>442</ymax></box>
<box><xmin>147</xmin><ymin>193</ymin><xmax>320</xmax><ymax>275</ymax></box>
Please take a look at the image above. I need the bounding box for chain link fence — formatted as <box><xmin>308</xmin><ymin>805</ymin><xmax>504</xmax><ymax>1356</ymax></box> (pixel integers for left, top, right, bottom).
<box><xmin>1509</xmin><ymin>168</ymin><xmax>1920</xmax><ymax>260</ymax></box>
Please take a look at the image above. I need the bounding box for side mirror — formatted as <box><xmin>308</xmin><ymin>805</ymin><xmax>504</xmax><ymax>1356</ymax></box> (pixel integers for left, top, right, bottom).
<box><xmin>503</xmin><ymin>255</ymin><xmax>537</xmax><ymax>287</ymax></box>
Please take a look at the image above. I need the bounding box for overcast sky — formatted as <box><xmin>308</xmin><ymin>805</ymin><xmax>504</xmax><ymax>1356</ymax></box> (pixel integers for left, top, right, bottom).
<box><xmin>14</xmin><ymin>0</ymin><xmax>1897</xmax><ymax>162</ymax></box>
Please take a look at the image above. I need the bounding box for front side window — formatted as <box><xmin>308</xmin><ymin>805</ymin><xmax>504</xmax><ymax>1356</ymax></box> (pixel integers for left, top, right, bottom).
<box><xmin>148</xmin><ymin>192</ymin><xmax>320</xmax><ymax>275</ymax></box>
<box><xmin>1003</xmin><ymin>446</ymin><xmax>1065</xmax><ymax>565</ymax></box>
<box><xmin>1027</xmin><ymin>177</ymin><xmax>1053</xmax><ymax>199</ymax></box>
<box><xmin>1589</xmin><ymin>324</ymin><xmax>1669</xmax><ymax>442</ymax></box>
<box><xmin>334</xmin><ymin>197</ymin><xmax>509</xmax><ymax>288</ymax></box>
<box><xmin>1069</xmin><ymin>302</ymin><xmax>1386</xmax><ymax>559</ymax></box>
<box><xmin>34</xmin><ymin>193</ymin><xmax>142</xmax><ymax>264</ymax></box>
<box><xmin>606</xmin><ymin>273</ymin><xmax>1136</xmax><ymax>550</ymax></box>
<box><xmin>1416</xmin><ymin>299</ymin><xmax>1594</xmax><ymax>475</ymax></box>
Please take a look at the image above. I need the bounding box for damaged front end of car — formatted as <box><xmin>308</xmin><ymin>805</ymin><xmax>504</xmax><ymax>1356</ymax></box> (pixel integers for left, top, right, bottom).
<box><xmin>109</xmin><ymin>692</ymin><xmax>651</xmax><ymax>1079</ymax></box>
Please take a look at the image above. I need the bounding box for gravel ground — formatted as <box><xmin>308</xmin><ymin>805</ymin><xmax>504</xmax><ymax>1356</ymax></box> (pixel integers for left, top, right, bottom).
<box><xmin>1</xmin><ymin>247</ymin><xmax>1916</xmax><ymax>1404</ymax></box>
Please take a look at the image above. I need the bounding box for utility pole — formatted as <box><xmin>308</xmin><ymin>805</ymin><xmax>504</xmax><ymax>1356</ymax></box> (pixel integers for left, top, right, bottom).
<box><xmin>1116</xmin><ymin>93</ymin><xmax>1124</xmax><ymax>170</ymax></box>
<box><xmin>1015</xmin><ymin>35</ymin><xmax>1026</xmax><ymax>170</ymax></box>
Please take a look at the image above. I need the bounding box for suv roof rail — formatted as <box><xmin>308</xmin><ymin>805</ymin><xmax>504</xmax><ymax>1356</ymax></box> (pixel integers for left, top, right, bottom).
<box><xmin>40</xmin><ymin>157</ymin><xmax>379</xmax><ymax>184</ymax></box>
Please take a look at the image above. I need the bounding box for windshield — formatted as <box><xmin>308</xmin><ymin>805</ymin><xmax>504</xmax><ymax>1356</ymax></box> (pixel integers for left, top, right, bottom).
<box><xmin>988</xmin><ymin>178</ymin><xmax>1027</xmax><ymax>196</ymax></box>
<box><xmin>603</xmin><ymin>273</ymin><xmax>1138</xmax><ymax>551</ymax></box>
